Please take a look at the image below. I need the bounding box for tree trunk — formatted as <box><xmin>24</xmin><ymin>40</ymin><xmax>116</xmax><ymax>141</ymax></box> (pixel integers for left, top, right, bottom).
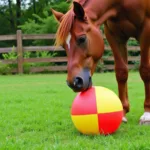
<box><xmin>8</xmin><ymin>0</ymin><xmax>16</xmax><ymax>30</ymax></box>
<box><xmin>45</xmin><ymin>0</ymin><xmax>48</xmax><ymax>5</ymax></box>
<box><xmin>16</xmin><ymin>0</ymin><xmax>21</xmax><ymax>27</ymax></box>
<box><xmin>33</xmin><ymin>0</ymin><xmax>36</xmax><ymax>14</ymax></box>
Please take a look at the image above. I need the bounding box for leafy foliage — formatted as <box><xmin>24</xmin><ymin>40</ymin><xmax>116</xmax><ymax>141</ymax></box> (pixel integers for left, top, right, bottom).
<box><xmin>0</xmin><ymin>62</ymin><xmax>11</xmax><ymax>75</ymax></box>
<box><xmin>0</xmin><ymin>48</ymin><xmax>57</xmax><ymax>74</ymax></box>
<box><xmin>19</xmin><ymin>1</ymin><xmax>70</xmax><ymax>35</ymax></box>
<box><xmin>20</xmin><ymin>15</ymin><xmax>58</xmax><ymax>35</ymax></box>
<box><xmin>2</xmin><ymin>47</ymin><xmax>17</xmax><ymax>60</ymax></box>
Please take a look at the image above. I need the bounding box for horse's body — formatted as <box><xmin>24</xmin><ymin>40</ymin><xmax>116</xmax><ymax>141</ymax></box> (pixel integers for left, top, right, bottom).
<box><xmin>52</xmin><ymin>0</ymin><xmax>150</xmax><ymax>124</ymax></box>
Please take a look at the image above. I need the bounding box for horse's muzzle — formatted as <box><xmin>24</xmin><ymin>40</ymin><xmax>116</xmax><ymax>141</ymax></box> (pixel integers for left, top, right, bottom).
<box><xmin>67</xmin><ymin>68</ymin><xmax>92</xmax><ymax>92</ymax></box>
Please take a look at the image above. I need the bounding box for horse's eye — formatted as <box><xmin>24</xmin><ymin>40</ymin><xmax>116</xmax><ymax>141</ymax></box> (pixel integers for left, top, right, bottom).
<box><xmin>77</xmin><ymin>36</ymin><xmax>87</xmax><ymax>45</ymax></box>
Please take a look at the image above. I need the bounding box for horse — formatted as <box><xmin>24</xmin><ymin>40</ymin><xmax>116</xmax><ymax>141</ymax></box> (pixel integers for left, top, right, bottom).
<box><xmin>52</xmin><ymin>0</ymin><xmax>150</xmax><ymax>125</ymax></box>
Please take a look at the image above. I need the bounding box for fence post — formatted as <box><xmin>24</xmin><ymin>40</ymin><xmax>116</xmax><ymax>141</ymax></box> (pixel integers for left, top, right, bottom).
<box><xmin>17</xmin><ymin>30</ymin><xmax>23</xmax><ymax>74</ymax></box>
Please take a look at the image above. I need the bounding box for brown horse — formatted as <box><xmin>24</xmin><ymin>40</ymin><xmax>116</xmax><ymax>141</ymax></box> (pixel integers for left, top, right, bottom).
<box><xmin>52</xmin><ymin>0</ymin><xmax>150</xmax><ymax>125</ymax></box>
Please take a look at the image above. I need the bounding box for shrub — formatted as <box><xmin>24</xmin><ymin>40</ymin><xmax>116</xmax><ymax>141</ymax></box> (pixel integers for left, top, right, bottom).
<box><xmin>23</xmin><ymin>51</ymin><xmax>57</xmax><ymax>74</ymax></box>
<box><xmin>0</xmin><ymin>62</ymin><xmax>11</xmax><ymax>75</ymax></box>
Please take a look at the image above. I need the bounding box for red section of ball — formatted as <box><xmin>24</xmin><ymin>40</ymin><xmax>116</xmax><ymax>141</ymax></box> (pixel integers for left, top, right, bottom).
<box><xmin>98</xmin><ymin>111</ymin><xmax>123</xmax><ymax>135</ymax></box>
<box><xmin>71</xmin><ymin>87</ymin><xmax>97</xmax><ymax>115</ymax></box>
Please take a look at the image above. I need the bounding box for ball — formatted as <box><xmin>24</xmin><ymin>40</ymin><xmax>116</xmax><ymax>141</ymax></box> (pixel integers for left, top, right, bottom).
<box><xmin>71</xmin><ymin>86</ymin><xmax>123</xmax><ymax>135</ymax></box>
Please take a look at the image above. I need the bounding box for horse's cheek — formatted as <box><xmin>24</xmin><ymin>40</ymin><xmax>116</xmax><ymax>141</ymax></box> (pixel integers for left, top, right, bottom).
<box><xmin>89</xmin><ymin>32</ymin><xmax>104</xmax><ymax>58</ymax></box>
<box><xmin>93</xmin><ymin>42</ymin><xmax>104</xmax><ymax>60</ymax></box>
<box><xmin>96</xmin><ymin>38</ymin><xmax>105</xmax><ymax>58</ymax></box>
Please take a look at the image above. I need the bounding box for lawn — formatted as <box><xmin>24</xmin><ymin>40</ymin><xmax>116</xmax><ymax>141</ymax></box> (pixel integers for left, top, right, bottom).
<box><xmin>0</xmin><ymin>72</ymin><xmax>150</xmax><ymax>150</ymax></box>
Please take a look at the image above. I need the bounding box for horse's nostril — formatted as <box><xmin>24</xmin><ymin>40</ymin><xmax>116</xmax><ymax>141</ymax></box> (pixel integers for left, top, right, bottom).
<box><xmin>74</xmin><ymin>77</ymin><xmax>83</xmax><ymax>89</ymax></box>
<box><xmin>66</xmin><ymin>68</ymin><xmax>92</xmax><ymax>92</ymax></box>
<box><xmin>66</xmin><ymin>78</ymin><xmax>83</xmax><ymax>91</ymax></box>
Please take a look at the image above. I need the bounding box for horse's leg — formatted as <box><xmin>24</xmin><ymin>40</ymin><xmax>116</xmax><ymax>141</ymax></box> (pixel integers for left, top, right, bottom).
<box><xmin>104</xmin><ymin>25</ymin><xmax>129</xmax><ymax>123</ymax></box>
<box><xmin>139</xmin><ymin>18</ymin><xmax>150</xmax><ymax>125</ymax></box>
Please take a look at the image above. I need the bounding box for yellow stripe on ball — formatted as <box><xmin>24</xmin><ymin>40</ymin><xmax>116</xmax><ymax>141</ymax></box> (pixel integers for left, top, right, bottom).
<box><xmin>95</xmin><ymin>86</ymin><xmax>123</xmax><ymax>113</ymax></box>
<box><xmin>71</xmin><ymin>114</ymin><xmax>99</xmax><ymax>134</ymax></box>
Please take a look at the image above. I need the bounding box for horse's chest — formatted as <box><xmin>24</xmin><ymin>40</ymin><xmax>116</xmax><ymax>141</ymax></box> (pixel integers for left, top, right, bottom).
<box><xmin>121</xmin><ymin>0</ymin><xmax>145</xmax><ymax>24</ymax></box>
<box><xmin>106</xmin><ymin>1</ymin><xmax>145</xmax><ymax>38</ymax></box>
<box><xmin>106</xmin><ymin>18</ymin><xmax>138</xmax><ymax>38</ymax></box>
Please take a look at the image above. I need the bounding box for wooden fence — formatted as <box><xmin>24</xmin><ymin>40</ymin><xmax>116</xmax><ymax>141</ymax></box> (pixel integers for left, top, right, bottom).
<box><xmin>0</xmin><ymin>30</ymin><xmax>140</xmax><ymax>74</ymax></box>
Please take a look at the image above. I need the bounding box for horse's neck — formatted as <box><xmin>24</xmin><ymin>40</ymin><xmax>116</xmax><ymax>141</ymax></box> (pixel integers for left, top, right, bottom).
<box><xmin>84</xmin><ymin>0</ymin><xmax>120</xmax><ymax>25</ymax></box>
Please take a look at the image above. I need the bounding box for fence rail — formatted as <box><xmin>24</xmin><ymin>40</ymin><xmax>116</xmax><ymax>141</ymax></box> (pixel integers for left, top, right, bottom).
<box><xmin>0</xmin><ymin>30</ymin><xmax>140</xmax><ymax>74</ymax></box>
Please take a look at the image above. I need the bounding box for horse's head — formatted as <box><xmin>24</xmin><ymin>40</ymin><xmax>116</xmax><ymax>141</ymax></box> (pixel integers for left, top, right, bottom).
<box><xmin>52</xmin><ymin>2</ymin><xmax>104</xmax><ymax>92</ymax></box>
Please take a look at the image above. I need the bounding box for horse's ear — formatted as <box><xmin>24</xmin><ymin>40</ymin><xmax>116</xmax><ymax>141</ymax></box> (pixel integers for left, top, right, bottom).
<box><xmin>51</xmin><ymin>9</ymin><xmax>64</xmax><ymax>22</ymax></box>
<box><xmin>73</xmin><ymin>1</ymin><xmax>85</xmax><ymax>20</ymax></box>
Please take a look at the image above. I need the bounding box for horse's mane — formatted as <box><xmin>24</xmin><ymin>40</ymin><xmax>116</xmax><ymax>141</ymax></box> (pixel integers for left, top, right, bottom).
<box><xmin>55</xmin><ymin>9</ymin><xmax>74</xmax><ymax>47</ymax></box>
<box><xmin>55</xmin><ymin>0</ymin><xmax>87</xmax><ymax>47</ymax></box>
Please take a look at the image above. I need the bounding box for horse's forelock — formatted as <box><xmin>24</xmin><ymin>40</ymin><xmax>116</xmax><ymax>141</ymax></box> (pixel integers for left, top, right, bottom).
<box><xmin>55</xmin><ymin>10</ymin><xmax>75</xmax><ymax>47</ymax></box>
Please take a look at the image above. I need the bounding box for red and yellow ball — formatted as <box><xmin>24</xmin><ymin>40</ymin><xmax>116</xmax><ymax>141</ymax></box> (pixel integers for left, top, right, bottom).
<box><xmin>71</xmin><ymin>86</ymin><xmax>123</xmax><ymax>135</ymax></box>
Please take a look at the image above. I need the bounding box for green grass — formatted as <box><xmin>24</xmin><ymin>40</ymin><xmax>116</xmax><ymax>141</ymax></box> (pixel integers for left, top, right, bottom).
<box><xmin>0</xmin><ymin>72</ymin><xmax>150</xmax><ymax>150</ymax></box>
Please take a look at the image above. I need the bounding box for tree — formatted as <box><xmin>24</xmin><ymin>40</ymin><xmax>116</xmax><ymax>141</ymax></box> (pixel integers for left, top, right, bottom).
<box><xmin>0</xmin><ymin>0</ymin><xmax>69</xmax><ymax>35</ymax></box>
<box><xmin>16</xmin><ymin>0</ymin><xmax>21</xmax><ymax>26</ymax></box>
<box><xmin>8</xmin><ymin>0</ymin><xmax>15</xmax><ymax>29</ymax></box>
<box><xmin>33</xmin><ymin>0</ymin><xmax>36</xmax><ymax>14</ymax></box>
